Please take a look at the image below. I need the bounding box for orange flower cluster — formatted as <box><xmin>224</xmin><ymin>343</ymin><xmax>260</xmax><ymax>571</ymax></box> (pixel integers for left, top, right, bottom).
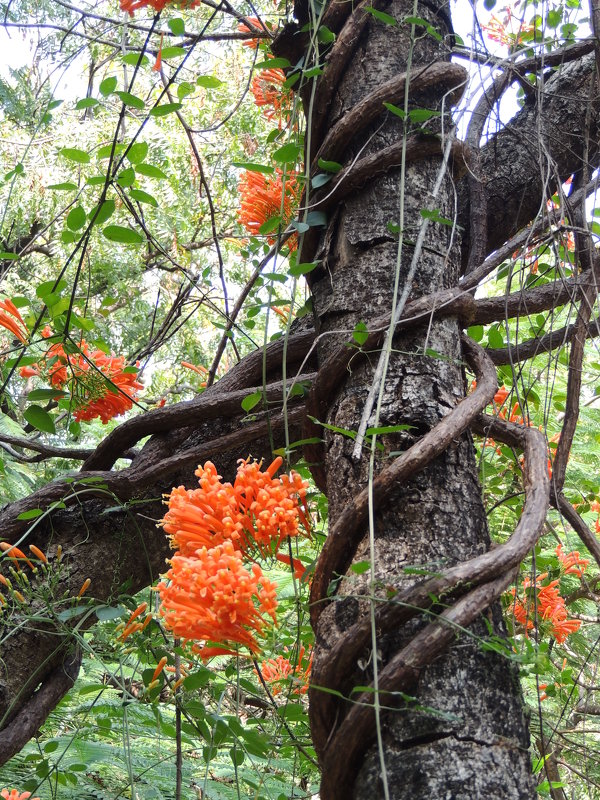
<box><xmin>556</xmin><ymin>544</ymin><xmax>589</xmax><ymax>579</ymax></box>
<box><xmin>117</xmin><ymin>601</ymin><xmax>153</xmax><ymax>642</ymax></box>
<box><xmin>159</xmin><ymin>541</ymin><xmax>278</xmax><ymax>656</ymax></box>
<box><xmin>1</xmin><ymin>791</ymin><xmax>40</xmax><ymax>800</ymax></box>
<box><xmin>159</xmin><ymin>458</ymin><xmax>309</xmax><ymax>657</ymax></box>
<box><xmin>163</xmin><ymin>458</ymin><xmax>308</xmax><ymax>557</ymax></box>
<box><xmin>508</xmin><ymin>572</ymin><xmax>581</xmax><ymax>644</ymax></box>
<box><xmin>238</xmin><ymin>17</ymin><xmax>275</xmax><ymax>48</ymax></box>
<box><xmin>20</xmin><ymin>330</ymin><xmax>143</xmax><ymax>424</ymax></box>
<box><xmin>481</xmin><ymin>9</ymin><xmax>534</xmax><ymax>47</ymax></box>
<box><xmin>486</xmin><ymin>387</ymin><xmax>560</xmax><ymax>478</ymax></box>
<box><xmin>120</xmin><ymin>0</ymin><xmax>200</xmax><ymax>16</ymax></box>
<box><xmin>250</xmin><ymin>68</ymin><xmax>293</xmax><ymax>124</ymax></box>
<box><xmin>238</xmin><ymin>169</ymin><xmax>300</xmax><ymax>249</ymax></box>
<box><xmin>0</xmin><ymin>299</ymin><xmax>27</xmax><ymax>344</ymax></box>
<box><xmin>258</xmin><ymin>645</ymin><xmax>312</xmax><ymax>695</ymax></box>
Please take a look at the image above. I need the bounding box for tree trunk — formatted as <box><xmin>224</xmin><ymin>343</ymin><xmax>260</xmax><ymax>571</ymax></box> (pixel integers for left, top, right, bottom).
<box><xmin>295</xmin><ymin>1</ymin><xmax>537</xmax><ymax>796</ymax></box>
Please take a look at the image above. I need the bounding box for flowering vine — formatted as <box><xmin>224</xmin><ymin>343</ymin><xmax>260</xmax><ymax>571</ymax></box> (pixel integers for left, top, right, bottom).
<box><xmin>158</xmin><ymin>458</ymin><xmax>309</xmax><ymax>658</ymax></box>
<box><xmin>237</xmin><ymin>169</ymin><xmax>300</xmax><ymax>250</ymax></box>
<box><xmin>20</xmin><ymin>328</ymin><xmax>143</xmax><ymax>424</ymax></box>
<box><xmin>507</xmin><ymin>548</ymin><xmax>585</xmax><ymax>645</ymax></box>
<box><xmin>258</xmin><ymin>645</ymin><xmax>312</xmax><ymax>696</ymax></box>
<box><xmin>0</xmin><ymin>299</ymin><xmax>27</xmax><ymax>345</ymax></box>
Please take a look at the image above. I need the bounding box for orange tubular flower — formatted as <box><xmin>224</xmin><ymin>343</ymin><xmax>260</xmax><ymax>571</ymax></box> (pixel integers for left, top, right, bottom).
<box><xmin>162</xmin><ymin>458</ymin><xmax>309</xmax><ymax>558</ymax></box>
<box><xmin>493</xmin><ymin>385</ymin><xmax>509</xmax><ymax>409</ymax></box>
<box><xmin>258</xmin><ymin>645</ymin><xmax>312</xmax><ymax>695</ymax></box>
<box><xmin>250</xmin><ymin>68</ymin><xmax>292</xmax><ymax>124</ymax></box>
<box><xmin>238</xmin><ymin>17</ymin><xmax>274</xmax><ymax>48</ymax></box>
<box><xmin>275</xmin><ymin>552</ymin><xmax>306</xmax><ymax>579</ymax></box>
<box><xmin>20</xmin><ymin>335</ymin><xmax>143</xmax><ymax>424</ymax></box>
<box><xmin>152</xmin><ymin>656</ymin><xmax>168</xmax><ymax>682</ymax></box>
<box><xmin>158</xmin><ymin>541</ymin><xmax>278</xmax><ymax>656</ymax></box>
<box><xmin>159</xmin><ymin>458</ymin><xmax>309</xmax><ymax>656</ymax></box>
<box><xmin>28</xmin><ymin>545</ymin><xmax>47</xmax><ymax>564</ymax></box>
<box><xmin>152</xmin><ymin>33</ymin><xmax>164</xmax><ymax>72</ymax></box>
<box><xmin>0</xmin><ymin>542</ymin><xmax>34</xmax><ymax>570</ymax></box>
<box><xmin>0</xmin><ymin>299</ymin><xmax>27</xmax><ymax>343</ymax></box>
<box><xmin>556</xmin><ymin>544</ymin><xmax>589</xmax><ymax>578</ymax></box>
<box><xmin>1</xmin><ymin>790</ymin><xmax>40</xmax><ymax>800</ymax></box>
<box><xmin>238</xmin><ymin>169</ymin><xmax>300</xmax><ymax>250</ymax></box>
<box><xmin>120</xmin><ymin>0</ymin><xmax>200</xmax><ymax>16</ymax></box>
<box><xmin>508</xmin><ymin>572</ymin><xmax>582</xmax><ymax>644</ymax></box>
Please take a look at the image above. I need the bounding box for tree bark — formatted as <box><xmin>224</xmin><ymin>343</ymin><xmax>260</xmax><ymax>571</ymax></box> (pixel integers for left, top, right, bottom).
<box><xmin>296</xmin><ymin>1</ymin><xmax>536</xmax><ymax>797</ymax></box>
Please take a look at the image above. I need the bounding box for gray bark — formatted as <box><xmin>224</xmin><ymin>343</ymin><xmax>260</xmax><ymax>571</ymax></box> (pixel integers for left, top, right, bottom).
<box><xmin>304</xmin><ymin>1</ymin><xmax>535</xmax><ymax>796</ymax></box>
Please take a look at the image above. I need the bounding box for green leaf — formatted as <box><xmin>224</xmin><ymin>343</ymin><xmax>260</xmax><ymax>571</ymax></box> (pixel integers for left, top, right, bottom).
<box><xmin>255</xmin><ymin>57</ymin><xmax>290</xmax><ymax>69</ymax></box>
<box><xmin>289</xmin><ymin>260</ymin><xmax>319</xmax><ymax>277</ymax></box>
<box><xmin>75</xmin><ymin>97</ymin><xmax>99</xmax><ymax>110</ymax></box>
<box><xmin>183</xmin><ymin>669</ymin><xmax>211</xmax><ymax>690</ymax></box>
<box><xmin>47</xmin><ymin>182</ymin><xmax>78</xmax><ymax>191</ymax></box>
<box><xmin>290</xmin><ymin>219</ymin><xmax>310</xmax><ymax>233</ymax></box>
<box><xmin>150</xmin><ymin>102</ymin><xmax>182</xmax><ymax>117</ymax></box>
<box><xmin>160</xmin><ymin>46</ymin><xmax>186</xmax><ymax>59</ymax></box>
<box><xmin>72</xmin><ymin>313</ymin><xmax>94</xmax><ymax>331</ymax></box>
<box><xmin>303</xmin><ymin>65</ymin><xmax>324</xmax><ymax>77</ymax></box>
<box><xmin>126</xmin><ymin>142</ymin><xmax>149</xmax><ymax>164</ymax></box>
<box><xmin>419</xmin><ymin>208</ymin><xmax>453</xmax><ymax>226</ymax></box>
<box><xmin>116</xmin><ymin>167</ymin><xmax>136</xmax><ymax>187</ymax></box>
<box><xmin>306</xmin><ymin>211</ymin><xmax>327</xmax><ymax>227</ymax></box>
<box><xmin>37</xmin><ymin>279</ymin><xmax>67</xmax><ymax>297</ymax></box>
<box><xmin>122</xmin><ymin>53</ymin><xmax>149</xmax><ymax>66</ymax></box>
<box><xmin>488</xmin><ymin>327</ymin><xmax>504</xmax><ymax>349</ymax></box>
<box><xmin>99</xmin><ymin>76</ymin><xmax>118</xmax><ymax>96</ymax></box>
<box><xmin>168</xmin><ymin>17</ymin><xmax>185</xmax><ymax>35</ymax></box>
<box><xmin>135</xmin><ymin>163</ymin><xmax>168</xmax><ymax>179</ymax></box>
<box><xmin>350</xmin><ymin>560</ymin><xmax>371</xmax><ymax>574</ymax></box>
<box><xmin>196</xmin><ymin>75</ymin><xmax>223</xmax><ymax>89</ymax></box>
<box><xmin>129</xmin><ymin>188</ymin><xmax>158</xmax><ymax>207</ymax></box>
<box><xmin>365</xmin><ymin>424</ymin><xmax>413</xmax><ymax>435</ymax></box>
<box><xmin>259</xmin><ymin>216</ymin><xmax>281</xmax><ymax>235</ymax></box>
<box><xmin>318</xmin><ymin>25</ymin><xmax>336</xmax><ymax>43</ymax></box>
<box><xmin>95</xmin><ymin>605</ymin><xmax>125</xmax><ymax>621</ymax></box>
<box><xmin>28</xmin><ymin>389</ymin><xmax>67</xmax><ymax>401</ymax></box>
<box><xmin>24</xmin><ymin>406</ymin><xmax>56</xmax><ymax>434</ymax></box>
<box><xmin>272</xmin><ymin>142</ymin><xmax>302</xmax><ymax>164</ymax></box>
<box><xmin>404</xmin><ymin>16</ymin><xmax>442</xmax><ymax>39</ymax></box>
<box><xmin>365</xmin><ymin>5</ymin><xmax>397</xmax><ymax>25</ymax></box>
<box><xmin>383</xmin><ymin>101</ymin><xmax>406</xmax><ymax>119</ymax></box>
<box><xmin>409</xmin><ymin>108</ymin><xmax>440</xmax><ymax>123</ymax></box>
<box><xmin>116</xmin><ymin>91</ymin><xmax>145</xmax><ymax>110</ymax></box>
<box><xmin>90</xmin><ymin>199</ymin><xmax>116</xmax><ymax>226</ymax></box>
<box><xmin>0</xmin><ymin>251</ymin><xmax>19</xmax><ymax>260</ymax></box>
<box><xmin>102</xmin><ymin>225</ymin><xmax>144</xmax><ymax>244</ymax></box>
<box><xmin>232</xmin><ymin>161</ymin><xmax>274</xmax><ymax>174</ymax></box>
<box><xmin>311</xmin><ymin>174</ymin><xmax>331</xmax><ymax>189</ymax></box>
<box><xmin>59</xmin><ymin>147</ymin><xmax>90</xmax><ymax>164</ymax></box>
<box><xmin>468</xmin><ymin>325</ymin><xmax>484</xmax><ymax>342</ymax></box>
<box><xmin>66</xmin><ymin>206</ymin><xmax>86</xmax><ymax>231</ymax></box>
<box><xmin>17</xmin><ymin>508</ymin><xmax>44</xmax><ymax>520</ymax></box>
<box><xmin>57</xmin><ymin>607</ymin><xmax>87</xmax><ymax>622</ymax></box>
<box><xmin>177</xmin><ymin>81</ymin><xmax>195</xmax><ymax>100</ymax></box>
<box><xmin>97</xmin><ymin>143</ymin><xmax>127</xmax><ymax>160</ymax></box>
<box><xmin>317</xmin><ymin>158</ymin><xmax>343</xmax><ymax>173</ymax></box>
<box><xmin>352</xmin><ymin>321</ymin><xmax>369</xmax><ymax>345</ymax></box>
<box><xmin>241</xmin><ymin>391</ymin><xmax>262</xmax><ymax>411</ymax></box>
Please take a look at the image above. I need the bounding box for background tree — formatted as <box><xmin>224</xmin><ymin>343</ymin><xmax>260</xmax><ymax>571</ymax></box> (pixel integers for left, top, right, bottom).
<box><xmin>0</xmin><ymin>0</ymin><xmax>600</xmax><ymax>798</ymax></box>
